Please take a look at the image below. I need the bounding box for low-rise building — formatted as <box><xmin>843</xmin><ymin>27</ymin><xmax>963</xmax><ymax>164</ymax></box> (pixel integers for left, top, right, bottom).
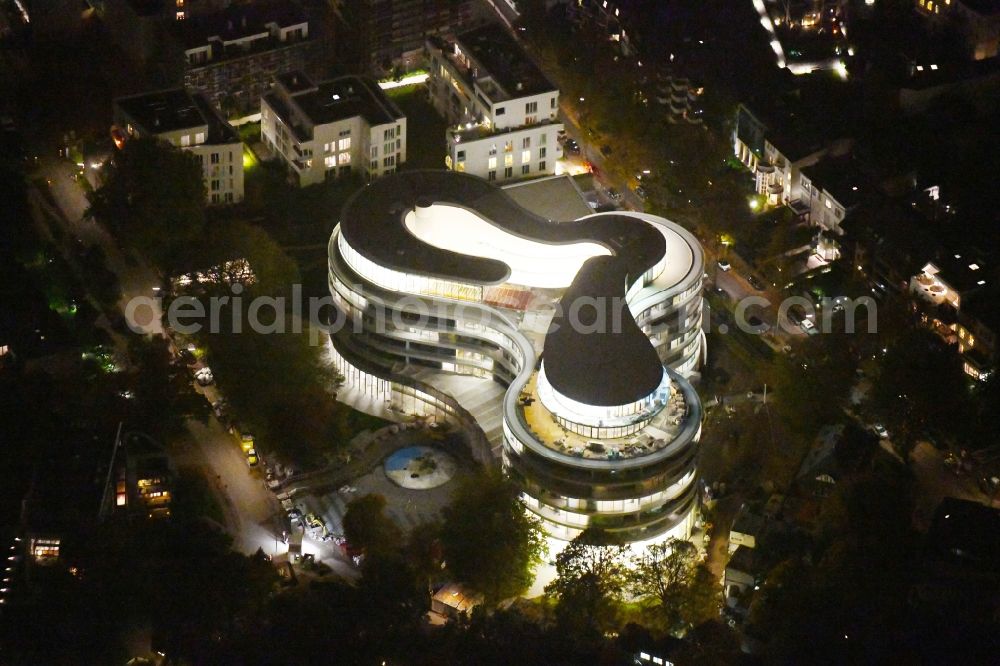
<box><xmin>724</xmin><ymin>545</ymin><xmax>762</xmax><ymax>618</ymax></box>
<box><xmin>114</xmin><ymin>88</ymin><xmax>245</xmax><ymax>205</ymax></box>
<box><xmin>430</xmin><ymin>582</ymin><xmax>483</xmax><ymax>620</ymax></box>
<box><xmin>729</xmin><ymin>505</ymin><xmax>765</xmax><ymax>554</ymax></box>
<box><xmin>261</xmin><ymin>71</ymin><xmax>407</xmax><ymax>187</ymax></box>
<box><xmin>427</xmin><ymin>27</ymin><xmax>563</xmax><ymax>183</ymax></box>
<box><xmin>911</xmin><ymin>249</ymin><xmax>997</xmax><ymax>380</ymax></box>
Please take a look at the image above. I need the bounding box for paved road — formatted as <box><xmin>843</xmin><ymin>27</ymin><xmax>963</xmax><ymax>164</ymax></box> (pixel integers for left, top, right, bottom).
<box><xmin>36</xmin><ymin>156</ymin><xmax>165</xmax><ymax>335</ymax></box>
<box><xmin>29</xmin><ymin>154</ymin><xmax>304</xmax><ymax>565</ymax></box>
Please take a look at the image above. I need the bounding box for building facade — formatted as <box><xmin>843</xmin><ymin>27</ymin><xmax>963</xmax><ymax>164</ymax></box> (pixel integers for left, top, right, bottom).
<box><xmin>342</xmin><ymin>0</ymin><xmax>474</xmax><ymax>70</ymax></box>
<box><xmin>326</xmin><ymin>170</ymin><xmax>706</xmax><ymax>547</ymax></box>
<box><xmin>427</xmin><ymin>27</ymin><xmax>563</xmax><ymax>183</ymax></box>
<box><xmin>917</xmin><ymin>0</ymin><xmax>1000</xmax><ymax>61</ymax></box>
<box><xmin>113</xmin><ymin>88</ymin><xmax>245</xmax><ymax>204</ymax></box>
<box><xmin>261</xmin><ymin>71</ymin><xmax>407</xmax><ymax>187</ymax></box>
<box><xmin>174</xmin><ymin>3</ymin><xmax>316</xmax><ymax>117</ymax></box>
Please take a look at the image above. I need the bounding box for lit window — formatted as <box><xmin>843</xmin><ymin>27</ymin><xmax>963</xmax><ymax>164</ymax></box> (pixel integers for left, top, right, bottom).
<box><xmin>325</xmin><ymin>155</ymin><xmax>336</xmax><ymax>168</ymax></box>
<box><xmin>339</xmin><ymin>152</ymin><xmax>351</xmax><ymax>165</ymax></box>
<box><xmin>521</xmin><ymin>150</ymin><xmax>531</xmax><ymax>163</ymax></box>
<box><xmin>338</xmin><ymin>137</ymin><xmax>351</xmax><ymax>151</ymax></box>
<box><xmin>180</xmin><ymin>134</ymin><xmax>191</xmax><ymax>147</ymax></box>
<box><xmin>176</xmin><ymin>10</ymin><xmax>185</xmax><ymax>20</ymax></box>
<box><xmin>488</xmin><ymin>157</ymin><xmax>497</xmax><ymax>169</ymax></box>
<box><xmin>505</xmin><ymin>154</ymin><xmax>513</xmax><ymax>167</ymax></box>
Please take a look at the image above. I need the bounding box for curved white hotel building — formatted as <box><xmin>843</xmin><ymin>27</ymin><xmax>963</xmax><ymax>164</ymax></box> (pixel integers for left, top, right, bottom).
<box><xmin>327</xmin><ymin>170</ymin><xmax>706</xmax><ymax>546</ymax></box>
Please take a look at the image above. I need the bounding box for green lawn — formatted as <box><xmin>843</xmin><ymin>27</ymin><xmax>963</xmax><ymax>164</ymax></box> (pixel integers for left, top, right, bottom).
<box><xmin>388</xmin><ymin>85</ymin><xmax>448</xmax><ymax>170</ymax></box>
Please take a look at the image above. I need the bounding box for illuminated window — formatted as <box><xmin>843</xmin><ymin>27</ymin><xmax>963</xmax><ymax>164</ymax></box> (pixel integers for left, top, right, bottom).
<box><xmin>521</xmin><ymin>149</ymin><xmax>531</xmax><ymax>163</ymax></box>
<box><xmin>338</xmin><ymin>137</ymin><xmax>351</xmax><ymax>151</ymax></box>
<box><xmin>488</xmin><ymin>157</ymin><xmax>497</xmax><ymax>169</ymax></box>
<box><xmin>505</xmin><ymin>154</ymin><xmax>513</xmax><ymax>167</ymax></box>
<box><xmin>339</xmin><ymin>152</ymin><xmax>351</xmax><ymax>165</ymax></box>
<box><xmin>325</xmin><ymin>155</ymin><xmax>336</xmax><ymax>168</ymax></box>
<box><xmin>176</xmin><ymin>10</ymin><xmax>185</xmax><ymax>20</ymax></box>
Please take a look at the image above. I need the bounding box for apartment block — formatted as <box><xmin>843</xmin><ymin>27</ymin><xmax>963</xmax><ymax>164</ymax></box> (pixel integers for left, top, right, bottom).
<box><xmin>114</xmin><ymin>88</ymin><xmax>245</xmax><ymax>205</ymax></box>
<box><xmin>261</xmin><ymin>71</ymin><xmax>406</xmax><ymax>187</ymax></box>
<box><xmin>427</xmin><ymin>26</ymin><xmax>563</xmax><ymax>183</ymax></box>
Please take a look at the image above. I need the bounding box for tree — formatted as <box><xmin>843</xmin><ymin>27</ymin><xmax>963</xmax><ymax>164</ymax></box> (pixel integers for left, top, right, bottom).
<box><xmin>125</xmin><ymin>334</ymin><xmax>207</xmax><ymax>438</ymax></box>
<box><xmin>87</xmin><ymin>137</ymin><xmax>206</xmax><ymax>272</ymax></box>
<box><xmin>870</xmin><ymin>327</ymin><xmax>971</xmax><ymax>453</ymax></box>
<box><xmin>342</xmin><ymin>493</ymin><xmax>401</xmax><ymax>558</ymax></box>
<box><xmin>199</xmin><ymin>220</ymin><xmax>300</xmax><ymax>297</ymax></box>
<box><xmin>765</xmin><ymin>329</ymin><xmax>859</xmax><ymax>440</ymax></box>
<box><xmin>545</xmin><ymin>528</ymin><xmax>629</xmax><ymax>636</ymax></box>
<box><xmin>629</xmin><ymin>538</ymin><xmax>719</xmax><ymax>634</ymax></box>
<box><xmin>439</xmin><ymin>472</ymin><xmax>546</xmax><ymax>603</ymax></box>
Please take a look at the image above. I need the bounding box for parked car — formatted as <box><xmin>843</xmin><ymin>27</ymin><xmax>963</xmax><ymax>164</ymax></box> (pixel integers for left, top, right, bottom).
<box><xmin>564</xmin><ymin>139</ymin><xmax>580</xmax><ymax>154</ymax></box>
<box><xmin>746</xmin><ymin>274</ymin><xmax>765</xmax><ymax>290</ymax></box>
<box><xmin>212</xmin><ymin>399</ymin><xmax>228</xmax><ymax>418</ymax></box>
<box><xmin>633</xmin><ymin>185</ymin><xmax>648</xmax><ymax>200</ymax></box>
<box><xmin>607</xmin><ymin>188</ymin><xmax>623</xmax><ymax>202</ymax></box>
<box><xmin>872</xmin><ymin>423</ymin><xmax>889</xmax><ymax>439</ymax></box>
<box><xmin>717</xmin><ymin>260</ymin><xmax>731</xmax><ymax>272</ymax></box>
<box><xmin>194</xmin><ymin>367</ymin><xmax>214</xmax><ymax>386</ymax></box>
<box><xmin>246</xmin><ymin>447</ymin><xmax>259</xmax><ymax>467</ymax></box>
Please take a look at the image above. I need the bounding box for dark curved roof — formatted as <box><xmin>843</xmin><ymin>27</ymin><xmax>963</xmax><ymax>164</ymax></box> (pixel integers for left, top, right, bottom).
<box><xmin>338</xmin><ymin>170</ymin><xmax>665</xmax><ymax>286</ymax></box>
<box><xmin>336</xmin><ymin>169</ymin><xmax>671</xmax><ymax>408</ymax></box>
<box><xmin>543</xmin><ymin>256</ymin><xmax>665</xmax><ymax>406</ymax></box>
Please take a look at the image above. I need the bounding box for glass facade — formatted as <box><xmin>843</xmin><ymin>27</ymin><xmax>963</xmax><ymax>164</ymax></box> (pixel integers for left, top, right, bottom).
<box><xmin>328</xmin><ymin>194</ymin><xmax>706</xmax><ymax>548</ymax></box>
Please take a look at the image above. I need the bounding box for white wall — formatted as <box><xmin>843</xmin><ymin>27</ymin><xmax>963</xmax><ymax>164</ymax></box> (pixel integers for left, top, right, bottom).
<box><xmin>448</xmin><ymin>123</ymin><xmax>562</xmax><ymax>182</ymax></box>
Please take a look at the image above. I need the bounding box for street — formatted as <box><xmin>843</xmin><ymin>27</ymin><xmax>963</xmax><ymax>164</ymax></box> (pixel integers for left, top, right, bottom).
<box><xmin>26</xmin><ymin>150</ymin><xmax>326</xmax><ymax>570</ymax></box>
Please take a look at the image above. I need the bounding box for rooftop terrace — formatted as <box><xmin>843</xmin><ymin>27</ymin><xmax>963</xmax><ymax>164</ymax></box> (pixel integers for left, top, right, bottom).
<box><xmin>518</xmin><ymin>371</ymin><xmax>693</xmax><ymax>461</ymax></box>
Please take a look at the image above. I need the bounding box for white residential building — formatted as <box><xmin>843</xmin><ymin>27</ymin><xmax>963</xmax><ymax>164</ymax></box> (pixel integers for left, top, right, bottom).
<box><xmin>113</xmin><ymin>88</ymin><xmax>245</xmax><ymax>205</ymax></box>
<box><xmin>426</xmin><ymin>27</ymin><xmax>563</xmax><ymax>183</ymax></box>
<box><xmin>261</xmin><ymin>71</ymin><xmax>407</xmax><ymax>187</ymax></box>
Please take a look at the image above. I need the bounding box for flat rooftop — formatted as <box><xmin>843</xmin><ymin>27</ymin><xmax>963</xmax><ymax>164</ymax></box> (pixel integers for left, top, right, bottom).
<box><xmin>454</xmin><ymin>25</ymin><xmax>556</xmax><ymax>99</ymax></box>
<box><xmin>115</xmin><ymin>89</ymin><xmax>239</xmax><ymax>144</ymax></box>
<box><xmin>178</xmin><ymin>2</ymin><xmax>307</xmax><ymax>50</ymax></box>
<box><xmin>277</xmin><ymin>74</ymin><xmax>404</xmax><ymax>135</ymax></box>
<box><xmin>502</xmin><ymin>175</ymin><xmax>594</xmax><ymax>221</ymax></box>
